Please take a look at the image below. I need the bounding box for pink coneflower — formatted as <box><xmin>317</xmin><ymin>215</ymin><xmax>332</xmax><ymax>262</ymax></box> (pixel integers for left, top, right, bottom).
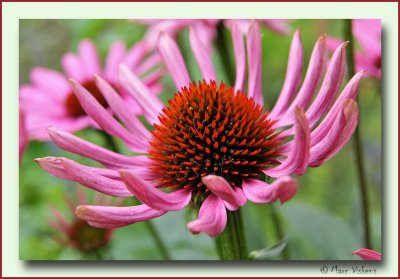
<box><xmin>48</xmin><ymin>188</ymin><xmax>120</xmax><ymax>253</ymax></box>
<box><xmin>20</xmin><ymin>39</ymin><xmax>163</xmax><ymax>140</ymax></box>
<box><xmin>353</xmin><ymin>248</ymin><xmax>381</xmax><ymax>260</ymax></box>
<box><xmin>37</xmin><ymin>21</ymin><xmax>362</xmax><ymax>237</ymax></box>
<box><xmin>327</xmin><ymin>19</ymin><xmax>381</xmax><ymax>79</ymax></box>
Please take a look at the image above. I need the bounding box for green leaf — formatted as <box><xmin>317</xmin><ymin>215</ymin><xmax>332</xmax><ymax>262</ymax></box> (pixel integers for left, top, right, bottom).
<box><xmin>249</xmin><ymin>236</ymin><xmax>288</xmax><ymax>260</ymax></box>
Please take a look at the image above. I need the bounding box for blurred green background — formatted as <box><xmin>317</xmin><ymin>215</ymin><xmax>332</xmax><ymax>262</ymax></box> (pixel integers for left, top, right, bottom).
<box><xmin>19</xmin><ymin>19</ymin><xmax>381</xmax><ymax>260</ymax></box>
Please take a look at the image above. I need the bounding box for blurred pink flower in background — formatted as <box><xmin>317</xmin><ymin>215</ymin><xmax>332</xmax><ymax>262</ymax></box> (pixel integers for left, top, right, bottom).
<box><xmin>327</xmin><ymin>19</ymin><xmax>381</xmax><ymax>79</ymax></box>
<box><xmin>36</xmin><ymin>21</ymin><xmax>362</xmax><ymax>237</ymax></box>
<box><xmin>353</xmin><ymin>248</ymin><xmax>381</xmax><ymax>260</ymax></box>
<box><xmin>48</xmin><ymin>188</ymin><xmax>121</xmax><ymax>253</ymax></box>
<box><xmin>20</xmin><ymin>39</ymin><xmax>164</xmax><ymax>140</ymax></box>
<box><xmin>134</xmin><ymin>19</ymin><xmax>291</xmax><ymax>52</ymax></box>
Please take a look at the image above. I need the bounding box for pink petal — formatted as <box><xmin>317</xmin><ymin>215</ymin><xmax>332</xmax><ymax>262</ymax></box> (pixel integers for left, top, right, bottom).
<box><xmin>119</xmin><ymin>170</ymin><xmax>192</xmax><ymax>211</ymax></box>
<box><xmin>187</xmin><ymin>194</ymin><xmax>227</xmax><ymax>237</ymax></box>
<box><xmin>230</xmin><ymin>21</ymin><xmax>246</xmax><ymax>92</ymax></box>
<box><xmin>118</xmin><ymin>64</ymin><xmax>163</xmax><ymax>125</ymax></box>
<box><xmin>201</xmin><ymin>175</ymin><xmax>246</xmax><ymax>211</ymax></box>
<box><xmin>189</xmin><ymin>27</ymin><xmax>216</xmax><ymax>82</ymax></box>
<box><xmin>19</xmin><ymin>111</ymin><xmax>28</xmax><ymax>161</ymax></box>
<box><xmin>78</xmin><ymin>40</ymin><xmax>101</xmax><ymax>79</ymax></box>
<box><xmin>69</xmin><ymin>79</ymin><xmax>148</xmax><ymax>153</ymax></box>
<box><xmin>353</xmin><ymin>248</ymin><xmax>381</xmax><ymax>261</ymax></box>
<box><xmin>76</xmin><ymin>204</ymin><xmax>166</xmax><ymax>229</ymax></box>
<box><xmin>246</xmin><ymin>21</ymin><xmax>263</xmax><ymax>106</ymax></box>
<box><xmin>276</xmin><ymin>35</ymin><xmax>328</xmax><ymax>126</ymax></box>
<box><xmin>261</xmin><ymin>19</ymin><xmax>291</xmax><ymax>35</ymax></box>
<box><xmin>309</xmin><ymin>100</ymin><xmax>359</xmax><ymax>167</ymax></box>
<box><xmin>61</xmin><ymin>53</ymin><xmax>85</xmax><ymax>81</ymax></box>
<box><xmin>47</xmin><ymin>126</ymin><xmax>148</xmax><ymax>169</ymax></box>
<box><xmin>136</xmin><ymin>53</ymin><xmax>162</xmax><ymax>76</ymax></box>
<box><xmin>29</xmin><ymin>67</ymin><xmax>70</xmax><ymax>100</ymax></box>
<box><xmin>104</xmin><ymin>41</ymin><xmax>126</xmax><ymax>82</ymax></box>
<box><xmin>304</xmin><ymin>41</ymin><xmax>348</xmax><ymax>129</ymax></box>
<box><xmin>35</xmin><ymin>157</ymin><xmax>133</xmax><ymax>197</ymax></box>
<box><xmin>124</xmin><ymin>40</ymin><xmax>148</xmax><ymax>69</ymax></box>
<box><xmin>157</xmin><ymin>33</ymin><xmax>191</xmax><ymax>90</ymax></box>
<box><xmin>264</xmin><ymin>109</ymin><xmax>310</xmax><ymax>178</ymax></box>
<box><xmin>94</xmin><ymin>75</ymin><xmax>151</xmax><ymax>141</ymax></box>
<box><xmin>310</xmin><ymin>71</ymin><xmax>364</xmax><ymax>146</ymax></box>
<box><xmin>270</xmin><ymin>30</ymin><xmax>303</xmax><ymax>119</ymax></box>
<box><xmin>242</xmin><ymin>176</ymin><xmax>298</xmax><ymax>204</ymax></box>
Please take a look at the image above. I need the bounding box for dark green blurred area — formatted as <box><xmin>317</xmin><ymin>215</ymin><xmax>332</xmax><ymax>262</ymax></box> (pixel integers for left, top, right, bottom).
<box><xmin>19</xmin><ymin>19</ymin><xmax>381</xmax><ymax>260</ymax></box>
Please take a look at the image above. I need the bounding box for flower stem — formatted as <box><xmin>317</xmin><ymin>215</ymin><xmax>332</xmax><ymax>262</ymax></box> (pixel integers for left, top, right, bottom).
<box><xmin>343</xmin><ymin>19</ymin><xmax>372</xmax><ymax>249</ymax></box>
<box><xmin>269</xmin><ymin>204</ymin><xmax>289</xmax><ymax>260</ymax></box>
<box><xmin>97</xmin><ymin>130</ymin><xmax>172</xmax><ymax>259</ymax></box>
<box><xmin>216</xmin><ymin>23</ymin><xmax>235</xmax><ymax>86</ymax></box>
<box><xmin>214</xmin><ymin>209</ymin><xmax>248</xmax><ymax>260</ymax></box>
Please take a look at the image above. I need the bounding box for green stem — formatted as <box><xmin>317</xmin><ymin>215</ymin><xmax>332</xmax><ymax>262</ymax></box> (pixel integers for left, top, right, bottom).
<box><xmin>269</xmin><ymin>205</ymin><xmax>289</xmax><ymax>260</ymax></box>
<box><xmin>216</xmin><ymin>23</ymin><xmax>235</xmax><ymax>86</ymax></box>
<box><xmin>214</xmin><ymin>209</ymin><xmax>247</xmax><ymax>260</ymax></box>
<box><xmin>343</xmin><ymin>19</ymin><xmax>372</xmax><ymax>249</ymax></box>
<box><xmin>98</xmin><ymin>130</ymin><xmax>172</xmax><ymax>259</ymax></box>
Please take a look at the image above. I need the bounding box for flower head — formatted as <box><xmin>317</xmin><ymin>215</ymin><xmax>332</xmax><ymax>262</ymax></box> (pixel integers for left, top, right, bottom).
<box><xmin>353</xmin><ymin>248</ymin><xmax>381</xmax><ymax>260</ymax></box>
<box><xmin>37</xmin><ymin>21</ymin><xmax>362</xmax><ymax>237</ymax></box>
<box><xmin>20</xmin><ymin>39</ymin><xmax>163</xmax><ymax>140</ymax></box>
<box><xmin>327</xmin><ymin>19</ymin><xmax>381</xmax><ymax>79</ymax></box>
<box><xmin>48</xmin><ymin>188</ymin><xmax>120</xmax><ymax>253</ymax></box>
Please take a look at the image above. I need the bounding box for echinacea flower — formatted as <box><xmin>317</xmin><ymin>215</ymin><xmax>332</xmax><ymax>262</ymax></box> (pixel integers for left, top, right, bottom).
<box><xmin>48</xmin><ymin>188</ymin><xmax>121</xmax><ymax>253</ymax></box>
<box><xmin>20</xmin><ymin>39</ymin><xmax>163</xmax><ymax>140</ymax></box>
<box><xmin>327</xmin><ymin>19</ymin><xmax>381</xmax><ymax>79</ymax></box>
<box><xmin>353</xmin><ymin>248</ymin><xmax>381</xmax><ymax>260</ymax></box>
<box><xmin>37</xmin><ymin>21</ymin><xmax>362</xmax><ymax>237</ymax></box>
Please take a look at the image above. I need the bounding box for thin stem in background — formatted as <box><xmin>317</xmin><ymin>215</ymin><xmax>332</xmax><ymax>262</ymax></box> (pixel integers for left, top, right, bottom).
<box><xmin>216</xmin><ymin>23</ymin><xmax>235</xmax><ymax>86</ymax></box>
<box><xmin>98</xmin><ymin>130</ymin><xmax>172</xmax><ymax>260</ymax></box>
<box><xmin>343</xmin><ymin>19</ymin><xmax>372</xmax><ymax>249</ymax></box>
<box><xmin>269</xmin><ymin>204</ymin><xmax>289</xmax><ymax>260</ymax></box>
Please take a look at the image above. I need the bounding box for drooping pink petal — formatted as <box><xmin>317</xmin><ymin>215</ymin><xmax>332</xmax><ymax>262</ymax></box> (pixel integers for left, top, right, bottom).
<box><xmin>47</xmin><ymin>126</ymin><xmax>148</xmax><ymax>169</ymax></box>
<box><xmin>157</xmin><ymin>33</ymin><xmax>191</xmax><ymax>90</ymax></box>
<box><xmin>309</xmin><ymin>100</ymin><xmax>359</xmax><ymax>167</ymax></box>
<box><xmin>353</xmin><ymin>248</ymin><xmax>381</xmax><ymax>260</ymax></box>
<box><xmin>230</xmin><ymin>21</ymin><xmax>246</xmax><ymax>92</ymax></box>
<box><xmin>118</xmin><ymin>64</ymin><xmax>164</xmax><ymax>125</ymax></box>
<box><xmin>61</xmin><ymin>53</ymin><xmax>85</xmax><ymax>81</ymax></box>
<box><xmin>310</xmin><ymin>71</ymin><xmax>364</xmax><ymax>146</ymax></box>
<box><xmin>303</xmin><ymin>41</ymin><xmax>348</xmax><ymax>129</ymax></box>
<box><xmin>242</xmin><ymin>176</ymin><xmax>298</xmax><ymax>204</ymax></box>
<box><xmin>136</xmin><ymin>53</ymin><xmax>162</xmax><ymax>77</ymax></box>
<box><xmin>19</xmin><ymin>111</ymin><xmax>28</xmax><ymax>161</ymax></box>
<box><xmin>222</xmin><ymin>187</ymin><xmax>247</xmax><ymax>211</ymax></box>
<box><xmin>201</xmin><ymin>175</ymin><xmax>246</xmax><ymax>211</ymax></box>
<box><xmin>35</xmin><ymin>156</ymin><xmax>133</xmax><ymax>197</ymax></box>
<box><xmin>270</xmin><ymin>30</ymin><xmax>303</xmax><ymax>119</ymax></box>
<box><xmin>264</xmin><ymin>108</ymin><xmax>310</xmax><ymax>178</ymax></box>
<box><xmin>189</xmin><ymin>27</ymin><xmax>216</xmax><ymax>82</ymax></box>
<box><xmin>246</xmin><ymin>21</ymin><xmax>263</xmax><ymax>106</ymax></box>
<box><xmin>119</xmin><ymin>170</ymin><xmax>192</xmax><ymax>211</ymax></box>
<box><xmin>69</xmin><ymin>79</ymin><xmax>148</xmax><ymax>153</ymax></box>
<box><xmin>104</xmin><ymin>41</ymin><xmax>126</xmax><ymax>82</ymax></box>
<box><xmin>78</xmin><ymin>40</ymin><xmax>101</xmax><ymax>79</ymax></box>
<box><xmin>76</xmin><ymin>204</ymin><xmax>167</xmax><ymax>229</ymax></box>
<box><xmin>276</xmin><ymin>35</ymin><xmax>328</xmax><ymax>126</ymax></box>
<box><xmin>94</xmin><ymin>75</ymin><xmax>151</xmax><ymax>141</ymax></box>
<box><xmin>187</xmin><ymin>194</ymin><xmax>227</xmax><ymax>237</ymax></box>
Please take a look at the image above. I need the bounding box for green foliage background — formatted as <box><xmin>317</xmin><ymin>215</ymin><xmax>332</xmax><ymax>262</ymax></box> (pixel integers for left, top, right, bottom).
<box><xmin>19</xmin><ymin>19</ymin><xmax>381</xmax><ymax>260</ymax></box>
